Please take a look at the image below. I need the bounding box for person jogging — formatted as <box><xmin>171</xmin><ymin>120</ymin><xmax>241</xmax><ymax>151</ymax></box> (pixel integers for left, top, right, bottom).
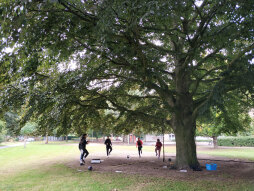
<box><xmin>155</xmin><ymin>139</ymin><xmax>162</xmax><ymax>158</ymax></box>
<box><xmin>104</xmin><ymin>136</ymin><xmax>112</xmax><ymax>156</ymax></box>
<box><xmin>136</xmin><ymin>137</ymin><xmax>143</xmax><ymax>158</ymax></box>
<box><xmin>79</xmin><ymin>134</ymin><xmax>89</xmax><ymax>166</ymax></box>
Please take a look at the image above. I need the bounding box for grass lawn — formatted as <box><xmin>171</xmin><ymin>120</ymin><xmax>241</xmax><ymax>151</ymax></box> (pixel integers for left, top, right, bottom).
<box><xmin>0</xmin><ymin>142</ymin><xmax>253</xmax><ymax>191</ymax></box>
<box><xmin>197</xmin><ymin>147</ymin><xmax>254</xmax><ymax>161</ymax></box>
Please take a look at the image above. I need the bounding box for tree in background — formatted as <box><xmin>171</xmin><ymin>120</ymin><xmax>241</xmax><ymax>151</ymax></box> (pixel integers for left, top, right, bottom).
<box><xmin>0</xmin><ymin>120</ymin><xmax>6</xmax><ymax>143</ymax></box>
<box><xmin>0</xmin><ymin>120</ymin><xmax>4</xmax><ymax>133</ymax></box>
<box><xmin>20</xmin><ymin>121</ymin><xmax>38</xmax><ymax>147</ymax></box>
<box><xmin>1</xmin><ymin>0</ymin><xmax>254</xmax><ymax>169</ymax></box>
<box><xmin>197</xmin><ymin>99</ymin><xmax>251</xmax><ymax>148</ymax></box>
<box><xmin>3</xmin><ymin>112</ymin><xmax>20</xmax><ymax>137</ymax></box>
<box><xmin>20</xmin><ymin>122</ymin><xmax>37</xmax><ymax>137</ymax></box>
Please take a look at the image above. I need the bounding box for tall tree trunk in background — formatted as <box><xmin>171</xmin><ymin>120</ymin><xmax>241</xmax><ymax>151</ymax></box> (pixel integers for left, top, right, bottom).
<box><xmin>45</xmin><ymin>132</ymin><xmax>48</xmax><ymax>144</ymax></box>
<box><xmin>24</xmin><ymin>136</ymin><xmax>27</xmax><ymax>148</ymax></box>
<box><xmin>212</xmin><ymin>136</ymin><xmax>218</xmax><ymax>148</ymax></box>
<box><xmin>65</xmin><ymin>135</ymin><xmax>68</xmax><ymax>142</ymax></box>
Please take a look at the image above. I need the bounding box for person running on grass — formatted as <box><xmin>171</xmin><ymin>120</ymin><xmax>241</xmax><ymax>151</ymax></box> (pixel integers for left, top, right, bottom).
<box><xmin>155</xmin><ymin>139</ymin><xmax>162</xmax><ymax>158</ymax></box>
<box><xmin>79</xmin><ymin>134</ymin><xmax>89</xmax><ymax>166</ymax></box>
<box><xmin>136</xmin><ymin>137</ymin><xmax>143</xmax><ymax>158</ymax></box>
<box><xmin>104</xmin><ymin>136</ymin><xmax>112</xmax><ymax>156</ymax></box>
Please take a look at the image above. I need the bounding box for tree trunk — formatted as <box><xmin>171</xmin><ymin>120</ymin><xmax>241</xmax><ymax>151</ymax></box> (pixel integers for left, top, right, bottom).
<box><xmin>24</xmin><ymin>136</ymin><xmax>27</xmax><ymax>148</ymax></box>
<box><xmin>212</xmin><ymin>136</ymin><xmax>218</xmax><ymax>149</ymax></box>
<box><xmin>162</xmin><ymin>133</ymin><xmax>165</xmax><ymax>162</ymax></box>
<box><xmin>172</xmin><ymin>90</ymin><xmax>200</xmax><ymax>170</ymax></box>
<box><xmin>174</xmin><ymin>124</ymin><xmax>199</xmax><ymax>170</ymax></box>
<box><xmin>45</xmin><ymin>133</ymin><xmax>48</xmax><ymax>144</ymax></box>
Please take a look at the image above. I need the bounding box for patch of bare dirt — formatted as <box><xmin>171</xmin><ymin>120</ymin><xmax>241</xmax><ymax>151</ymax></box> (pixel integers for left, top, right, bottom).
<box><xmin>65</xmin><ymin>149</ymin><xmax>254</xmax><ymax>182</ymax></box>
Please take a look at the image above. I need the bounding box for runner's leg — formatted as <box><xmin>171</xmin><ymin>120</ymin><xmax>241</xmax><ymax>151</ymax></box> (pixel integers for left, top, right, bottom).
<box><xmin>80</xmin><ymin>149</ymin><xmax>85</xmax><ymax>164</ymax></box>
<box><xmin>106</xmin><ymin>146</ymin><xmax>108</xmax><ymax>156</ymax></box>
<box><xmin>84</xmin><ymin>149</ymin><xmax>89</xmax><ymax>158</ymax></box>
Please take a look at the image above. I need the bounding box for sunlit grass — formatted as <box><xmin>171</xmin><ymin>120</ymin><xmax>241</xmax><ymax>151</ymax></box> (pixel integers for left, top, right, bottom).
<box><xmin>198</xmin><ymin>147</ymin><xmax>254</xmax><ymax>161</ymax></box>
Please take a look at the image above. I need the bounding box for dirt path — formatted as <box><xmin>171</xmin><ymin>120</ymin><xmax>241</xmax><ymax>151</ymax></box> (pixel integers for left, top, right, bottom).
<box><xmin>0</xmin><ymin>143</ymin><xmax>26</xmax><ymax>149</ymax></box>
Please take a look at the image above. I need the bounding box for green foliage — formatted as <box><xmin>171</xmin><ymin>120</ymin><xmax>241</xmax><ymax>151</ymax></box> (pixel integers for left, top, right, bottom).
<box><xmin>1</xmin><ymin>0</ymin><xmax>253</xmax><ymax>133</ymax></box>
<box><xmin>3</xmin><ymin>112</ymin><xmax>20</xmax><ymax>136</ymax></box>
<box><xmin>66</xmin><ymin>135</ymin><xmax>78</xmax><ymax>140</ymax></box>
<box><xmin>20</xmin><ymin>122</ymin><xmax>38</xmax><ymax>136</ymax></box>
<box><xmin>0</xmin><ymin>120</ymin><xmax>6</xmax><ymax>143</ymax></box>
<box><xmin>0</xmin><ymin>135</ymin><xmax>4</xmax><ymax>143</ymax></box>
<box><xmin>197</xmin><ymin>95</ymin><xmax>252</xmax><ymax>137</ymax></box>
<box><xmin>0</xmin><ymin>120</ymin><xmax>5</xmax><ymax>132</ymax></box>
<box><xmin>218</xmin><ymin>137</ymin><xmax>254</xmax><ymax>147</ymax></box>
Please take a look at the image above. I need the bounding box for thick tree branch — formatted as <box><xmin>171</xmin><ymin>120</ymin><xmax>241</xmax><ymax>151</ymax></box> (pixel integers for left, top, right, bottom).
<box><xmin>58</xmin><ymin>0</ymin><xmax>96</xmax><ymax>23</ymax></box>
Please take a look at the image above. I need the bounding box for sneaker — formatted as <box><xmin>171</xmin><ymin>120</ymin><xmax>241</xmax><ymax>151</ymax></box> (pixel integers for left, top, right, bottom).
<box><xmin>80</xmin><ymin>163</ymin><xmax>84</xmax><ymax>166</ymax></box>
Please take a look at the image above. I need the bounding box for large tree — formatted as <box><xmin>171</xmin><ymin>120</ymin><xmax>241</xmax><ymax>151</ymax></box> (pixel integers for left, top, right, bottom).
<box><xmin>1</xmin><ymin>0</ymin><xmax>254</xmax><ymax>169</ymax></box>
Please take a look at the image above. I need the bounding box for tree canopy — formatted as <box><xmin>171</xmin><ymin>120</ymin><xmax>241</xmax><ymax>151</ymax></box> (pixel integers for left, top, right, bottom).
<box><xmin>20</xmin><ymin>122</ymin><xmax>38</xmax><ymax>137</ymax></box>
<box><xmin>1</xmin><ymin>0</ymin><xmax>254</xmax><ymax>169</ymax></box>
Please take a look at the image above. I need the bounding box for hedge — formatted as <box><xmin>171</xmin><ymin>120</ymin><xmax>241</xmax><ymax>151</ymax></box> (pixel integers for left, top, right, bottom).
<box><xmin>218</xmin><ymin>137</ymin><xmax>254</xmax><ymax>147</ymax></box>
<box><xmin>67</xmin><ymin>136</ymin><xmax>79</xmax><ymax>140</ymax></box>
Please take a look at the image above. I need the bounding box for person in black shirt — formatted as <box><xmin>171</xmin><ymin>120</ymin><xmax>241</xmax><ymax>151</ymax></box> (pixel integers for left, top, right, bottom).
<box><xmin>79</xmin><ymin>134</ymin><xmax>89</xmax><ymax>165</ymax></box>
<box><xmin>104</xmin><ymin>136</ymin><xmax>112</xmax><ymax>156</ymax></box>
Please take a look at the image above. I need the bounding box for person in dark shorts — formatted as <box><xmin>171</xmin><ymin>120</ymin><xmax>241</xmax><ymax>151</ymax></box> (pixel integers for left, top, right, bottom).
<box><xmin>155</xmin><ymin>139</ymin><xmax>162</xmax><ymax>158</ymax></box>
<box><xmin>104</xmin><ymin>136</ymin><xmax>112</xmax><ymax>156</ymax></box>
<box><xmin>136</xmin><ymin>137</ymin><xmax>143</xmax><ymax>158</ymax></box>
<box><xmin>79</xmin><ymin>134</ymin><xmax>89</xmax><ymax>165</ymax></box>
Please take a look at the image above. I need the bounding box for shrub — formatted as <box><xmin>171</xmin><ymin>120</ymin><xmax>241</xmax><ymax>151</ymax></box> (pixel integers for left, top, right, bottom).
<box><xmin>218</xmin><ymin>137</ymin><xmax>254</xmax><ymax>147</ymax></box>
<box><xmin>0</xmin><ymin>134</ymin><xmax>4</xmax><ymax>143</ymax></box>
<box><xmin>67</xmin><ymin>136</ymin><xmax>79</xmax><ymax>140</ymax></box>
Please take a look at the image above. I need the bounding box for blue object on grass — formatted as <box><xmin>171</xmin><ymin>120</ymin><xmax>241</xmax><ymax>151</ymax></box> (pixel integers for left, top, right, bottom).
<box><xmin>206</xmin><ymin>163</ymin><xmax>217</xmax><ymax>171</ymax></box>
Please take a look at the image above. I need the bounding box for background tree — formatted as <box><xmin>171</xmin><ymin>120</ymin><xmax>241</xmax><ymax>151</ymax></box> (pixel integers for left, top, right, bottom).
<box><xmin>3</xmin><ymin>112</ymin><xmax>20</xmax><ymax>137</ymax></box>
<box><xmin>20</xmin><ymin>121</ymin><xmax>38</xmax><ymax>147</ymax></box>
<box><xmin>0</xmin><ymin>120</ymin><xmax>6</xmax><ymax>143</ymax></box>
<box><xmin>20</xmin><ymin>122</ymin><xmax>37</xmax><ymax>137</ymax></box>
<box><xmin>0</xmin><ymin>120</ymin><xmax>4</xmax><ymax>133</ymax></box>
<box><xmin>1</xmin><ymin>0</ymin><xmax>254</xmax><ymax>169</ymax></box>
<box><xmin>197</xmin><ymin>98</ymin><xmax>252</xmax><ymax>148</ymax></box>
